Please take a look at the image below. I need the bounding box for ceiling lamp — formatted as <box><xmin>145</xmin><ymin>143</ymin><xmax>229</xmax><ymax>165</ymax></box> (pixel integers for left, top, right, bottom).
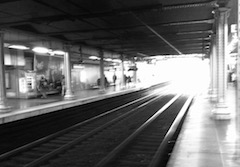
<box><xmin>105</xmin><ymin>58</ymin><xmax>112</xmax><ymax>61</ymax></box>
<box><xmin>112</xmin><ymin>59</ymin><xmax>121</xmax><ymax>63</ymax></box>
<box><xmin>53</xmin><ymin>50</ymin><xmax>65</xmax><ymax>55</ymax></box>
<box><xmin>8</xmin><ymin>45</ymin><xmax>29</xmax><ymax>50</ymax></box>
<box><xmin>89</xmin><ymin>56</ymin><xmax>100</xmax><ymax>60</ymax></box>
<box><xmin>32</xmin><ymin>47</ymin><xmax>49</xmax><ymax>54</ymax></box>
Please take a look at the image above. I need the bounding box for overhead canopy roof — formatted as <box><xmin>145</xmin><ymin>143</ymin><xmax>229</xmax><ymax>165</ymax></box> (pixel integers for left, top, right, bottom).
<box><xmin>0</xmin><ymin>0</ymin><xmax>233</xmax><ymax>60</ymax></box>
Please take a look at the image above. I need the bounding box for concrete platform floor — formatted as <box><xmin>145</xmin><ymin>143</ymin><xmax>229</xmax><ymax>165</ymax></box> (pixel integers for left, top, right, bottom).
<box><xmin>4</xmin><ymin>85</ymin><xmax>122</xmax><ymax>111</ymax></box>
<box><xmin>0</xmin><ymin>84</ymin><xmax>140</xmax><ymax>124</ymax></box>
<box><xmin>167</xmin><ymin>85</ymin><xmax>240</xmax><ymax>167</ymax></box>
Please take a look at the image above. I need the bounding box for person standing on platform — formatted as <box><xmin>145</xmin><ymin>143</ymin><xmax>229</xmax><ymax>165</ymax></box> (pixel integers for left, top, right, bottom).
<box><xmin>38</xmin><ymin>76</ymin><xmax>48</xmax><ymax>98</ymax></box>
<box><xmin>113</xmin><ymin>74</ymin><xmax>117</xmax><ymax>86</ymax></box>
<box><xmin>61</xmin><ymin>75</ymin><xmax>66</xmax><ymax>96</ymax></box>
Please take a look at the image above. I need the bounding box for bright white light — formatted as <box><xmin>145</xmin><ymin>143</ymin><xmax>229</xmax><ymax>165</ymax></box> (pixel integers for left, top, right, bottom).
<box><xmin>53</xmin><ymin>50</ymin><xmax>65</xmax><ymax>55</ymax></box>
<box><xmin>89</xmin><ymin>56</ymin><xmax>100</xmax><ymax>60</ymax></box>
<box><xmin>112</xmin><ymin>59</ymin><xmax>121</xmax><ymax>63</ymax></box>
<box><xmin>225</xmin><ymin>123</ymin><xmax>238</xmax><ymax>142</ymax></box>
<box><xmin>136</xmin><ymin>57</ymin><xmax>210</xmax><ymax>94</ymax></box>
<box><xmin>8</xmin><ymin>45</ymin><xmax>29</xmax><ymax>50</ymax></box>
<box><xmin>32</xmin><ymin>47</ymin><xmax>49</xmax><ymax>54</ymax></box>
<box><xmin>171</xmin><ymin>58</ymin><xmax>210</xmax><ymax>95</ymax></box>
<box><xmin>80</xmin><ymin>70</ymin><xmax>87</xmax><ymax>82</ymax></box>
<box><xmin>105</xmin><ymin>58</ymin><xmax>112</xmax><ymax>61</ymax></box>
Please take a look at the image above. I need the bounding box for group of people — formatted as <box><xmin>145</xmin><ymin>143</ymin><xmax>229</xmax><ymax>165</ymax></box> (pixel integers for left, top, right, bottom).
<box><xmin>37</xmin><ymin>73</ymin><xmax>132</xmax><ymax>99</ymax></box>
<box><xmin>97</xmin><ymin>77</ymin><xmax>109</xmax><ymax>87</ymax></box>
<box><xmin>37</xmin><ymin>75</ymin><xmax>65</xmax><ymax>98</ymax></box>
<box><xmin>124</xmin><ymin>75</ymin><xmax>131</xmax><ymax>84</ymax></box>
<box><xmin>96</xmin><ymin>74</ymin><xmax>133</xmax><ymax>88</ymax></box>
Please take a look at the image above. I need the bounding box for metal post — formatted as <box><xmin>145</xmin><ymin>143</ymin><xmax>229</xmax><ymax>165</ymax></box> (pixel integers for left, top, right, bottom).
<box><xmin>63</xmin><ymin>45</ymin><xmax>75</xmax><ymax>100</ymax></box>
<box><xmin>0</xmin><ymin>32</ymin><xmax>11</xmax><ymax>112</ymax></box>
<box><xmin>132</xmin><ymin>59</ymin><xmax>137</xmax><ymax>87</ymax></box>
<box><xmin>120</xmin><ymin>54</ymin><xmax>125</xmax><ymax>89</ymax></box>
<box><xmin>99</xmin><ymin>49</ymin><xmax>105</xmax><ymax>93</ymax></box>
<box><xmin>210</xmin><ymin>34</ymin><xmax>218</xmax><ymax>101</ymax></box>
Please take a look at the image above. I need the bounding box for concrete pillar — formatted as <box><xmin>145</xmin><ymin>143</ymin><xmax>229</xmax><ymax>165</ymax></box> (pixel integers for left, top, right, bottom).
<box><xmin>133</xmin><ymin>63</ymin><xmax>137</xmax><ymax>86</ymax></box>
<box><xmin>236</xmin><ymin>0</ymin><xmax>240</xmax><ymax>157</ymax></box>
<box><xmin>99</xmin><ymin>49</ymin><xmax>105</xmax><ymax>93</ymax></box>
<box><xmin>210</xmin><ymin>34</ymin><xmax>218</xmax><ymax>100</ymax></box>
<box><xmin>131</xmin><ymin>58</ymin><xmax>137</xmax><ymax>87</ymax></box>
<box><xmin>63</xmin><ymin>45</ymin><xmax>75</xmax><ymax>100</ymax></box>
<box><xmin>212</xmin><ymin>7</ymin><xmax>231</xmax><ymax>120</ymax></box>
<box><xmin>209</xmin><ymin>42</ymin><xmax>213</xmax><ymax>91</ymax></box>
<box><xmin>0</xmin><ymin>32</ymin><xmax>11</xmax><ymax>112</ymax></box>
<box><xmin>120</xmin><ymin>54</ymin><xmax>125</xmax><ymax>89</ymax></box>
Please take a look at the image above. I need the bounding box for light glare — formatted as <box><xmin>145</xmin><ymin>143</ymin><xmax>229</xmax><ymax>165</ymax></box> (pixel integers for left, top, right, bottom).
<box><xmin>32</xmin><ymin>47</ymin><xmax>49</xmax><ymax>53</ymax></box>
<box><xmin>8</xmin><ymin>45</ymin><xmax>29</xmax><ymax>50</ymax></box>
<box><xmin>53</xmin><ymin>50</ymin><xmax>65</xmax><ymax>55</ymax></box>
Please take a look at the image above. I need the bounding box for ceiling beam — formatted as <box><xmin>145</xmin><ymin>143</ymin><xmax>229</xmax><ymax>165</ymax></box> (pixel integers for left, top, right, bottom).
<box><xmin>33</xmin><ymin>0</ymin><xmax>125</xmax><ymax>40</ymax></box>
<box><xmin>0</xmin><ymin>0</ymin><xmax>21</xmax><ymax>4</ymax></box>
<box><xmin>30</xmin><ymin>1</ymin><xmax>217</xmax><ymax>22</ymax></box>
<box><xmin>40</xmin><ymin>19</ymin><xmax>214</xmax><ymax>36</ymax></box>
<box><xmin>163</xmin><ymin>1</ymin><xmax>218</xmax><ymax>10</ymax></box>
<box><xmin>176</xmin><ymin>30</ymin><xmax>213</xmax><ymax>35</ymax></box>
<box><xmin>90</xmin><ymin>36</ymin><xmax>210</xmax><ymax>46</ymax></box>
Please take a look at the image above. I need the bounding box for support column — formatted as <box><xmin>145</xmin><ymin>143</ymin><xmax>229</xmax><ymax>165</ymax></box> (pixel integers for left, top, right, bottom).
<box><xmin>99</xmin><ymin>49</ymin><xmax>105</xmax><ymax>93</ymax></box>
<box><xmin>212</xmin><ymin>8</ymin><xmax>231</xmax><ymax>120</ymax></box>
<box><xmin>236</xmin><ymin>0</ymin><xmax>240</xmax><ymax>158</ymax></box>
<box><xmin>120</xmin><ymin>54</ymin><xmax>125</xmax><ymax>89</ymax></box>
<box><xmin>0</xmin><ymin>32</ymin><xmax>11</xmax><ymax>112</ymax></box>
<box><xmin>210</xmin><ymin>34</ymin><xmax>218</xmax><ymax>100</ymax></box>
<box><xmin>133</xmin><ymin>62</ymin><xmax>137</xmax><ymax>86</ymax></box>
<box><xmin>63</xmin><ymin>45</ymin><xmax>75</xmax><ymax>100</ymax></box>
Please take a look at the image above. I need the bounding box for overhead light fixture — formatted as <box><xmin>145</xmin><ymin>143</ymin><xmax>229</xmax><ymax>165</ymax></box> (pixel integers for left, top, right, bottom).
<box><xmin>105</xmin><ymin>58</ymin><xmax>112</xmax><ymax>62</ymax></box>
<box><xmin>52</xmin><ymin>50</ymin><xmax>65</xmax><ymax>55</ymax></box>
<box><xmin>8</xmin><ymin>45</ymin><xmax>30</xmax><ymax>50</ymax></box>
<box><xmin>112</xmin><ymin>59</ymin><xmax>121</xmax><ymax>63</ymax></box>
<box><xmin>32</xmin><ymin>47</ymin><xmax>49</xmax><ymax>54</ymax></box>
<box><xmin>89</xmin><ymin>56</ymin><xmax>100</xmax><ymax>60</ymax></box>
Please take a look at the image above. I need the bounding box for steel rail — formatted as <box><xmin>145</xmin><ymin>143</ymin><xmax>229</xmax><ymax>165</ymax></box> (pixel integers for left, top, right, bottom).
<box><xmin>25</xmin><ymin>91</ymin><xmax>168</xmax><ymax>167</ymax></box>
<box><xmin>148</xmin><ymin>95</ymin><xmax>194</xmax><ymax>167</ymax></box>
<box><xmin>0</xmin><ymin>87</ymin><xmax>169</xmax><ymax>166</ymax></box>
<box><xmin>0</xmin><ymin>87</ymin><xmax>166</xmax><ymax>160</ymax></box>
<box><xmin>95</xmin><ymin>94</ymin><xmax>181</xmax><ymax>167</ymax></box>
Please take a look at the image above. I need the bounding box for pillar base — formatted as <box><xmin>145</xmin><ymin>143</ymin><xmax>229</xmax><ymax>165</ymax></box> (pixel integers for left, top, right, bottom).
<box><xmin>211</xmin><ymin>103</ymin><xmax>231</xmax><ymax>120</ymax></box>
<box><xmin>208</xmin><ymin>89</ymin><xmax>217</xmax><ymax>102</ymax></box>
<box><xmin>98</xmin><ymin>89</ymin><xmax>106</xmax><ymax>94</ymax></box>
<box><xmin>209</xmin><ymin>94</ymin><xmax>218</xmax><ymax>102</ymax></box>
<box><xmin>0</xmin><ymin>104</ymin><xmax>12</xmax><ymax>113</ymax></box>
<box><xmin>64</xmin><ymin>94</ymin><xmax>75</xmax><ymax>100</ymax></box>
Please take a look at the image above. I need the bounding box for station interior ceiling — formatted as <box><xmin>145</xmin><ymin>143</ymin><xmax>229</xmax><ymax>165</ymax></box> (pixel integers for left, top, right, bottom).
<box><xmin>0</xmin><ymin>0</ymin><xmax>237</xmax><ymax>63</ymax></box>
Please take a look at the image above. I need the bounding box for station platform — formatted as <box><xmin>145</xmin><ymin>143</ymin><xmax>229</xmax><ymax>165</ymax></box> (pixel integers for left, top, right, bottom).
<box><xmin>1</xmin><ymin>81</ymin><xmax>240</xmax><ymax>167</ymax></box>
<box><xmin>167</xmin><ymin>85</ymin><xmax>240</xmax><ymax>167</ymax></box>
<box><xmin>0</xmin><ymin>84</ymin><xmax>140</xmax><ymax>125</ymax></box>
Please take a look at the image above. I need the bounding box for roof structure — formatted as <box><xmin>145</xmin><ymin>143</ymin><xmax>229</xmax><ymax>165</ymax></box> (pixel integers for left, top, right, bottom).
<box><xmin>0</xmin><ymin>0</ymin><xmax>235</xmax><ymax>61</ymax></box>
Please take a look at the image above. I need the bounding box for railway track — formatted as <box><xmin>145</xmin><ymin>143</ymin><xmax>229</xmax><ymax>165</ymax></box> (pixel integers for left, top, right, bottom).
<box><xmin>96</xmin><ymin>95</ymin><xmax>193</xmax><ymax>167</ymax></box>
<box><xmin>0</xmin><ymin>87</ymin><xmax>173</xmax><ymax>167</ymax></box>
<box><xmin>0</xmin><ymin>82</ymin><xmax>169</xmax><ymax>155</ymax></box>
